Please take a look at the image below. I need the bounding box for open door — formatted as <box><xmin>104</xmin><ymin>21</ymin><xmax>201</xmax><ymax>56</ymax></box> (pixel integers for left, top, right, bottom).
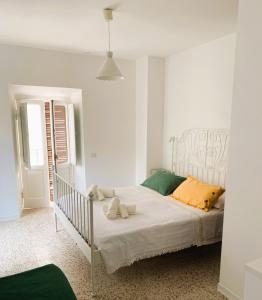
<box><xmin>44</xmin><ymin>101</ymin><xmax>76</xmax><ymax>201</ymax></box>
<box><xmin>19</xmin><ymin>102</ymin><xmax>49</xmax><ymax>208</ymax></box>
<box><xmin>52</xmin><ymin>102</ymin><xmax>76</xmax><ymax>183</ymax></box>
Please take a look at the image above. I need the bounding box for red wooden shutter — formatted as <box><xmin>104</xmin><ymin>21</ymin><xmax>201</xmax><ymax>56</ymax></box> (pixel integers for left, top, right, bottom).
<box><xmin>44</xmin><ymin>102</ymin><xmax>69</xmax><ymax>201</ymax></box>
<box><xmin>54</xmin><ymin>105</ymin><xmax>69</xmax><ymax>164</ymax></box>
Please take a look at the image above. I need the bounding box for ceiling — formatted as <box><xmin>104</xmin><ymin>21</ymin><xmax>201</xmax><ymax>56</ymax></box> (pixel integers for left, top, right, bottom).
<box><xmin>0</xmin><ymin>0</ymin><xmax>238</xmax><ymax>59</ymax></box>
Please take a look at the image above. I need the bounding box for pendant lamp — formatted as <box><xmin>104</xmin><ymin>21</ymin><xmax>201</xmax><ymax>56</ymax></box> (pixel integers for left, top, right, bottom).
<box><xmin>96</xmin><ymin>8</ymin><xmax>124</xmax><ymax>80</ymax></box>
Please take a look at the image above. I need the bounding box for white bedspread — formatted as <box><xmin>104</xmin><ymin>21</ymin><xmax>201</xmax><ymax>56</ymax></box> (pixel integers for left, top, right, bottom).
<box><xmin>93</xmin><ymin>186</ymin><xmax>223</xmax><ymax>273</ymax></box>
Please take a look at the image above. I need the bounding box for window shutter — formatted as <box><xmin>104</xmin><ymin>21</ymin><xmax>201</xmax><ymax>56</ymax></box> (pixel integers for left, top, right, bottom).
<box><xmin>67</xmin><ymin>104</ymin><xmax>76</xmax><ymax>165</ymax></box>
<box><xmin>54</xmin><ymin>105</ymin><xmax>69</xmax><ymax>164</ymax></box>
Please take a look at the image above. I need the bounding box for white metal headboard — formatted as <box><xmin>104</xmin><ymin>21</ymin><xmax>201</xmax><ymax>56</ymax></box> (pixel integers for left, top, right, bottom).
<box><xmin>170</xmin><ymin>129</ymin><xmax>229</xmax><ymax>187</ymax></box>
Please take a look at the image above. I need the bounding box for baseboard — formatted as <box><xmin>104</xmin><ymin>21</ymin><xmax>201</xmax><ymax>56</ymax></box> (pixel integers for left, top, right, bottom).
<box><xmin>0</xmin><ymin>213</ymin><xmax>20</xmax><ymax>222</ymax></box>
<box><xmin>218</xmin><ymin>282</ymin><xmax>242</xmax><ymax>300</ymax></box>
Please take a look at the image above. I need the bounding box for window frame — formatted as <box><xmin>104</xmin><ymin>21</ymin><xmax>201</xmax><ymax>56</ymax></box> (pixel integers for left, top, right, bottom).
<box><xmin>18</xmin><ymin>100</ymin><xmax>48</xmax><ymax>170</ymax></box>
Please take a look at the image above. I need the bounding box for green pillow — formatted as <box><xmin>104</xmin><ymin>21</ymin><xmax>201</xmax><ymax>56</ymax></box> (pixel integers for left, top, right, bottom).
<box><xmin>141</xmin><ymin>170</ymin><xmax>186</xmax><ymax>196</ymax></box>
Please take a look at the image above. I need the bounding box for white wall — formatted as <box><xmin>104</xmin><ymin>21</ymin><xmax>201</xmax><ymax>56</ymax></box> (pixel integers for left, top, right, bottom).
<box><xmin>219</xmin><ymin>1</ymin><xmax>262</xmax><ymax>299</ymax></box>
<box><xmin>0</xmin><ymin>45</ymin><xmax>136</xmax><ymax>220</ymax></box>
<box><xmin>135</xmin><ymin>56</ymin><xmax>165</xmax><ymax>184</ymax></box>
<box><xmin>135</xmin><ymin>57</ymin><xmax>148</xmax><ymax>183</ymax></box>
<box><xmin>84</xmin><ymin>55</ymin><xmax>136</xmax><ymax>188</ymax></box>
<box><xmin>147</xmin><ymin>57</ymin><xmax>165</xmax><ymax>174</ymax></box>
<box><xmin>163</xmin><ymin>34</ymin><xmax>236</xmax><ymax>169</ymax></box>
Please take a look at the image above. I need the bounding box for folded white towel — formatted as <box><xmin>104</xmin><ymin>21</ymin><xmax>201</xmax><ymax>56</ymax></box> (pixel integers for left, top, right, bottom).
<box><xmin>96</xmin><ymin>188</ymin><xmax>105</xmax><ymax>201</ymax></box>
<box><xmin>105</xmin><ymin>197</ymin><xmax>120</xmax><ymax>220</ymax></box>
<box><xmin>126</xmin><ymin>204</ymin><xmax>136</xmax><ymax>215</ymax></box>
<box><xmin>100</xmin><ymin>188</ymin><xmax>115</xmax><ymax>198</ymax></box>
<box><xmin>103</xmin><ymin>203</ymin><xmax>137</xmax><ymax>218</ymax></box>
<box><xmin>86</xmin><ymin>185</ymin><xmax>106</xmax><ymax>201</ymax></box>
<box><xmin>103</xmin><ymin>204</ymin><xmax>109</xmax><ymax>215</ymax></box>
<box><xmin>119</xmin><ymin>204</ymin><xmax>128</xmax><ymax>219</ymax></box>
<box><xmin>117</xmin><ymin>204</ymin><xmax>136</xmax><ymax>215</ymax></box>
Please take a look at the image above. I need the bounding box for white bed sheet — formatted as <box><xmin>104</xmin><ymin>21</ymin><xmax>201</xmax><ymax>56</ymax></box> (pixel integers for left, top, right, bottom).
<box><xmin>93</xmin><ymin>186</ymin><xmax>223</xmax><ymax>273</ymax></box>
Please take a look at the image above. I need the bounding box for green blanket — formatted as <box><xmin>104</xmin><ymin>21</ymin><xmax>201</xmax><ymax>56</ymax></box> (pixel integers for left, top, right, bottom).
<box><xmin>0</xmin><ymin>264</ymin><xmax>77</xmax><ymax>300</ymax></box>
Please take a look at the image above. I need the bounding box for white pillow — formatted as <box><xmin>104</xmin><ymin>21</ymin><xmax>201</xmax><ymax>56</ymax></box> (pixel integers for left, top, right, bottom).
<box><xmin>213</xmin><ymin>194</ymin><xmax>225</xmax><ymax>210</ymax></box>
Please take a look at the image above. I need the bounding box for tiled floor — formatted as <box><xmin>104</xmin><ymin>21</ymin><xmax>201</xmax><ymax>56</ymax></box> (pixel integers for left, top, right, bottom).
<box><xmin>0</xmin><ymin>208</ymin><xmax>226</xmax><ymax>299</ymax></box>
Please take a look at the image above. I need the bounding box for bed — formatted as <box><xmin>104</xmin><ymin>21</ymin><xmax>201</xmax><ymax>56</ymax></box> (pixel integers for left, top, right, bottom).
<box><xmin>92</xmin><ymin>185</ymin><xmax>223</xmax><ymax>273</ymax></box>
<box><xmin>53</xmin><ymin>128</ymin><xmax>229</xmax><ymax>295</ymax></box>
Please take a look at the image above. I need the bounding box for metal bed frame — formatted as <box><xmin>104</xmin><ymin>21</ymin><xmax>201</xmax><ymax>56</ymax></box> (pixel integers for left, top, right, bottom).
<box><xmin>53</xmin><ymin>128</ymin><xmax>229</xmax><ymax>297</ymax></box>
<box><xmin>170</xmin><ymin>128</ymin><xmax>229</xmax><ymax>186</ymax></box>
<box><xmin>53</xmin><ymin>172</ymin><xmax>97</xmax><ymax>296</ymax></box>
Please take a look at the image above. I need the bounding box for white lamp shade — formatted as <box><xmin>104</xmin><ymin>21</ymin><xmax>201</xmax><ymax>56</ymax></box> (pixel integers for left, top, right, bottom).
<box><xmin>96</xmin><ymin>51</ymin><xmax>124</xmax><ymax>80</ymax></box>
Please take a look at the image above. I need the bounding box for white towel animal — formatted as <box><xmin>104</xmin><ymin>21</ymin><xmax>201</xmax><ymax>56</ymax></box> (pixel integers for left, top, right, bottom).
<box><xmin>105</xmin><ymin>197</ymin><xmax>120</xmax><ymax>220</ymax></box>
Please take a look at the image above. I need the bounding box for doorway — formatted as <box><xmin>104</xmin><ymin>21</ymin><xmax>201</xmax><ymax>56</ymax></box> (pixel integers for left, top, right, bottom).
<box><xmin>16</xmin><ymin>99</ymin><xmax>76</xmax><ymax>208</ymax></box>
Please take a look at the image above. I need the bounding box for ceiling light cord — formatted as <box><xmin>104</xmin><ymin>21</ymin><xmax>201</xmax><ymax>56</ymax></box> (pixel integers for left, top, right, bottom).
<box><xmin>107</xmin><ymin>21</ymin><xmax>111</xmax><ymax>52</ymax></box>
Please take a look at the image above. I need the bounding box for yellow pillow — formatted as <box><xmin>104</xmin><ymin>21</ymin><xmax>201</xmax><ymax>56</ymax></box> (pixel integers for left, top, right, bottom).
<box><xmin>171</xmin><ymin>176</ymin><xmax>225</xmax><ymax>212</ymax></box>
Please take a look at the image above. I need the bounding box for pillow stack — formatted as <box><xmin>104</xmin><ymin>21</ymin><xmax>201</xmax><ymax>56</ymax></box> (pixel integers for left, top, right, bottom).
<box><xmin>141</xmin><ymin>170</ymin><xmax>225</xmax><ymax>212</ymax></box>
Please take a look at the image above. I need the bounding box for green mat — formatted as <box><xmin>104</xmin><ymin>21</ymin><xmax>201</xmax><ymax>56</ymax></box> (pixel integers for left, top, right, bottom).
<box><xmin>0</xmin><ymin>264</ymin><xmax>77</xmax><ymax>300</ymax></box>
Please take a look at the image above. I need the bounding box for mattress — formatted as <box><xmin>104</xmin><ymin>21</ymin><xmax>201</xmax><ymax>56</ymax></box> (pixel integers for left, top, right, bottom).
<box><xmin>92</xmin><ymin>186</ymin><xmax>224</xmax><ymax>273</ymax></box>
